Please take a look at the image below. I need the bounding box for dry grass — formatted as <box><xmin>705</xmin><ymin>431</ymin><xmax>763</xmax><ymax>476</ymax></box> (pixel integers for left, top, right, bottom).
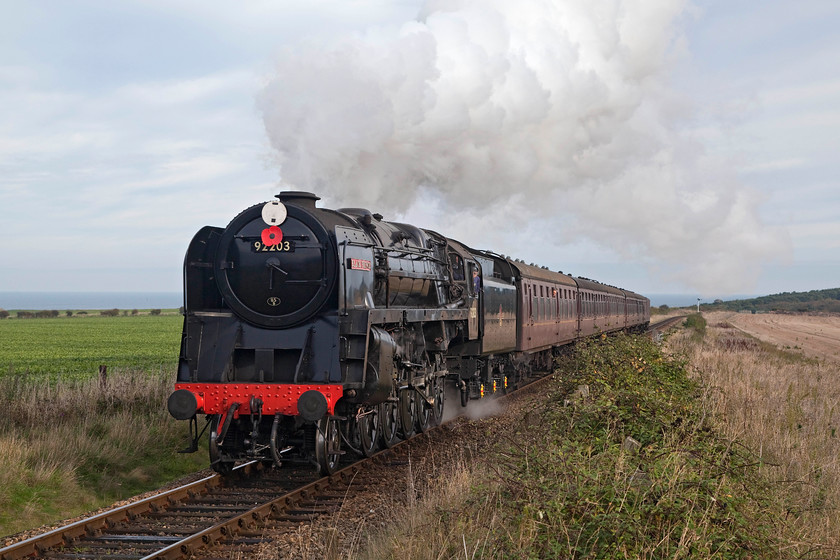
<box><xmin>669</xmin><ymin>320</ymin><xmax>840</xmax><ymax>557</ymax></box>
<box><xmin>354</xmin><ymin>455</ymin><xmax>504</xmax><ymax>560</ymax></box>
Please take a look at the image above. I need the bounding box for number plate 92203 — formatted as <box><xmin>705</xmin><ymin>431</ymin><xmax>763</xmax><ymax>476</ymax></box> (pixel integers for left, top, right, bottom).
<box><xmin>252</xmin><ymin>240</ymin><xmax>295</xmax><ymax>253</ymax></box>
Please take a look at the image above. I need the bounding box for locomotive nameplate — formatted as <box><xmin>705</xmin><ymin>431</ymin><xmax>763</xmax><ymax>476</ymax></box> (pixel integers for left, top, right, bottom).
<box><xmin>252</xmin><ymin>240</ymin><xmax>295</xmax><ymax>253</ymax></box>
<box><xmin>348</xmin><ymin>258</ymin><xmax>372</xmax><ymax>271</ymax></box>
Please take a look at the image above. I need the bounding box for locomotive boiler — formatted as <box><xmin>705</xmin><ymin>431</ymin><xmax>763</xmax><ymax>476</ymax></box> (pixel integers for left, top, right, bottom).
<box><xmin>167</xmin><ymin>192</ymin><xmax>649</xmax><ymax>475</ymax></box>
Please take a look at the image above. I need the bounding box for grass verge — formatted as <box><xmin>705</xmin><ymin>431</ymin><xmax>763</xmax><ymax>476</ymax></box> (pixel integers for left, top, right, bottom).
<box><xmin>0</xmin><ymin>369</ymin><xmax>204</xmax><ymax>538</ymax></box>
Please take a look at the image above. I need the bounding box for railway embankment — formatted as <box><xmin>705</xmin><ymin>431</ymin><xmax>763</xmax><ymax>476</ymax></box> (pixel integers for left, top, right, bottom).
<box><xmin>276</xmin><ymin>330</ymin><xmax>786</xmax><ymax>559</ymax></box>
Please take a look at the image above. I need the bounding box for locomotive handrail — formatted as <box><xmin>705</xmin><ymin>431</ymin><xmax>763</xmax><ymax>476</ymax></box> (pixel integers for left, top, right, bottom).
<box><xmin>234</xmin><ymin>234</ymin><xmax>312</xmax><ymax>241</ymax></box>
<box><xmin>375</xmin><ymin>249</ymin><xmax>448</xmax><ymax>266</ymax></box>
<box><xmin>373</xmin><ymin>244</ymin><xmax>436</xmax><ymax>257</ymax></box>
<box><xmin>339</xmin><ymin>239</ymin><xmax>376</xmax><ymax>248</ymax></box>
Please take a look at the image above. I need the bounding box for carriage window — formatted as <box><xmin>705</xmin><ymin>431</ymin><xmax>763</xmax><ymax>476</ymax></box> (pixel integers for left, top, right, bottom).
<box><xmin>528</xmin><ymin>286</ymin><xmax>533</xmax><ymax>318</ymax></box>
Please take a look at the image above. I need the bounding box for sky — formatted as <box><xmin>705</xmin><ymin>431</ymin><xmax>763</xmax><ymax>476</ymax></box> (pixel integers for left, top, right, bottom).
<box><xmin>1</xmin><ymin>0</ymin><xmax>838</xmax><ymax>303</ymax></box>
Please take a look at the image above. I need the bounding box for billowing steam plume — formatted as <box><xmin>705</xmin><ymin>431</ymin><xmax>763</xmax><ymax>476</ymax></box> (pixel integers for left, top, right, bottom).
<box><xmin>259</xmin><ymin>0</ymin><xmax>787</xmax><ymax>293</ymax></box>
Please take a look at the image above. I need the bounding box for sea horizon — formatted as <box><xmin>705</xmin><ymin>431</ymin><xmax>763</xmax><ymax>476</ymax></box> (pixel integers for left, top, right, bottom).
<box><xmin>0</xmin><ymin>291</ymin><xmax>183</xmax><ymax>311</ymax></box>
<box><xmin>0</xmin><ymin>290</ymin><xmax>753</xmax><ymax>311</ymax></box>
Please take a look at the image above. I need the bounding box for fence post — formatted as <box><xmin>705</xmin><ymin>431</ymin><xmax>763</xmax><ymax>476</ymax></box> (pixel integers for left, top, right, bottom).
<box><xmin>99</xmin><ymin>365</ymin><xmax>107</xmax><ymax>390</ymax></box>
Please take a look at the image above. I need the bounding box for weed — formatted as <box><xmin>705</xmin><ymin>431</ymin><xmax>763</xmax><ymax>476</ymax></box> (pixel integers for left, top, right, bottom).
<box><xmin>671</xmin><ymin>320</ymin><xmax>840</xmax><ymax>557</ymax></box>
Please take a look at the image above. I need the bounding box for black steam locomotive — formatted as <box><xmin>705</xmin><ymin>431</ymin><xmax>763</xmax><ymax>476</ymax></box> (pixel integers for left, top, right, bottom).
<box><xmin>167</xmin><ymin>192</ymin><xmax>649</xmax><ymax>474</ymax></box>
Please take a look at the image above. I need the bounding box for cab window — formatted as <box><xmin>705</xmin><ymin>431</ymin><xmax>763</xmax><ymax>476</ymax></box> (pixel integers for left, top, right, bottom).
<box><xmin>450</xmin><ymin>254</ymin><xmax>465</xmax><ymax>281</ymax></box>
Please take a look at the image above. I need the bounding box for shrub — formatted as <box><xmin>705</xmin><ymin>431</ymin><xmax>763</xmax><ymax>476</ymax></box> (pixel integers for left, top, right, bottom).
<box><xmin>100</xmin><ymin>309</ymin><xmax>120</xmax><ymax>317</ymax></box>
<box><xmin>150</xmin><ymin>309</ymin><xmax>162</xmax><ymax>316</ymax></box>
<box><xmin>66</xmin><ymin>311</ymin><xmax>73</xmax><ymax>317</ymax></box>
<box><xmin>683</xmin><ymin>312</ymin><xmax>706</xmax><ymax>339</ymax></box>
<box><xmin>0</xmin><ymin>309</ymin><xmax>8</xmax><ymax>319</ymax></box>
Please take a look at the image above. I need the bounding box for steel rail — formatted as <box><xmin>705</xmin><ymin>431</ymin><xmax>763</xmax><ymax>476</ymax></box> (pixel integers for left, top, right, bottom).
<box><xmin>648</xmin><ymin>315</ymin><xmax>687</xmax><ymax>334</ymax></box>
<box><xmin>139</xmin><ymin>461</ymin><xmax>367</xmax><ymax>560</ymax></box>
<box><xmin>0</xmin><ymin>473</ymin><xmax>220</xmax><ymax>559</ymax></box>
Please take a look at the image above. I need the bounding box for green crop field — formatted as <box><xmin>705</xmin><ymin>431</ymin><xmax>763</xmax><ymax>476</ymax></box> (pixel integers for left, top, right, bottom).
<box><xmin>0</xmin><ymin>314</ymin><xmax>183</xmax><ymax>378</ymax></box>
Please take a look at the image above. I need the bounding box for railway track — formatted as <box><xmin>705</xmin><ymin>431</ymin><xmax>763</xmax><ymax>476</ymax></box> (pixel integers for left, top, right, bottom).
<box><xmin>648</xmin><ymin>315</ymin><xmax>686</xmax><ymax>335</ymax></box>
<box><xmin>0</xmin><ymin>462</ymin><xmax>320</xmax><ymax>560</ymax></box>
<box><xmin>0</xmin><ymin>373</ymin><xmax>555</xmax><ymax>560</ymax></box>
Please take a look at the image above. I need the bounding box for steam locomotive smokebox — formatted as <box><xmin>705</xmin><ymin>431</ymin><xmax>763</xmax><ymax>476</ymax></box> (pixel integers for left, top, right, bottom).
<box><xmin>213</xmin><ymin>191</ymin><xmax>337</xmax><ymax>329</ymax></box>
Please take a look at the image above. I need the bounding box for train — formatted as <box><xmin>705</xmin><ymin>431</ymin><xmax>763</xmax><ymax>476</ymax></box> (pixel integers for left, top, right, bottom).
<box><xmin>167</xmin><ymin>192</ymin><xmax>650</xmax><ymax>475</ymax></box>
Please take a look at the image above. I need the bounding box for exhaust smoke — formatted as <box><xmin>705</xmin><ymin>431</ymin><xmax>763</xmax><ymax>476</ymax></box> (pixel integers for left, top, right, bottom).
<box><xmin>259</xmin><ymin>0</ymin><xmax>787</xmax><ymax>294</ymax></box>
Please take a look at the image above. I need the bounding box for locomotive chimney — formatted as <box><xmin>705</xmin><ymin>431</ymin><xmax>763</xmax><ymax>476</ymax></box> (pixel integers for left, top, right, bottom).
<box><xmin>275</xmin><ymin>191</ymin><xmax>320</xmax><ymax>210</ymax></box>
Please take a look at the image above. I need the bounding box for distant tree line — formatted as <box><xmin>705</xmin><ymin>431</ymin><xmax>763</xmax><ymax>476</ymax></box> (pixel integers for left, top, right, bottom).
<box><xmin>702</xmin><ymin>288</ymin><xmax>840</xmax><ymax>313</ymax></box>
<box><xmin>13</xmin><ymin>310</ymin><xmax>60</xmax><ymax>318</ymax></box>
<box><xmin>0</xmin><ymin>308</ymin><xmax>171</xmax><ymax>318</ymax></box>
